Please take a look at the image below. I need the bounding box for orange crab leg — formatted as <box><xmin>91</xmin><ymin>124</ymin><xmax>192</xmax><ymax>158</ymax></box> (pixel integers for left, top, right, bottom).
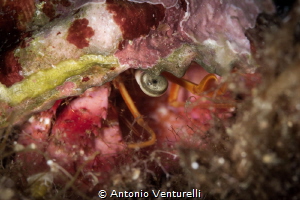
<box><xmin>162</xmin><ymin>71</ymin><xmax>233</xmax><ymax>108</ymax></box>
<box><xmin>162</xmin><ymin>71</ymin><xmax>226</xmax><ymax>96</ymax></box>
<box><xmin>168</xmin><ymin>82</ymin><xmax>183</xmax><ymax>107</ymax></box>
<box><xmin>113</xmin><ymin>75</ymin><xmax>156</xmax><ymax>149</ymax></box>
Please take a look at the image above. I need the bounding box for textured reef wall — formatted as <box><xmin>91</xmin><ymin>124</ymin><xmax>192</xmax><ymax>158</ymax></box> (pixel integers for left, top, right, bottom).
<box><xmin>1</xmin><ymin>0</ymin><xmax>300</xmax><ymax>200</ymax></box>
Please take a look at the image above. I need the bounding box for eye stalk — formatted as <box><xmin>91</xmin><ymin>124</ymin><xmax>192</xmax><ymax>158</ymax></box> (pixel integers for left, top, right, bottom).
<box><xmin>135</xmin><ymin>70</ymin><xmax>168</xmax><ymax>97</ymax></box>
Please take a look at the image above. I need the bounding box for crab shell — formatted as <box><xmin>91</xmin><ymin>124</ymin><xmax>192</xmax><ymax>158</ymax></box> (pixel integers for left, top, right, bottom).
<box><xmin>0</xmin><ymin>0</ymin><xmax>274</xmax><ymax>129</ymax></box>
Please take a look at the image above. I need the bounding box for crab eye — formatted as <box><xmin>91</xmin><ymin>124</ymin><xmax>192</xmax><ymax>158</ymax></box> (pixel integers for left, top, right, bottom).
<box><xmin>135</xmin><ymin>70</ymin><xmax>168</xmax><ymax>97</ymax></box>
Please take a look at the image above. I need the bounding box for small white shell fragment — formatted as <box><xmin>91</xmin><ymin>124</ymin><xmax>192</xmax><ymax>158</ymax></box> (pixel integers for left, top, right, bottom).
<box><xmin>191</xmin><ymin>161</ymin><xmax>199</xmax><ymax>169</ymax></box>
<box><xmin>27</xmin><ymin>172</ymin><xmax>53</xmax><ymax>186</ymax></box>
<box><xmin>218</xmin><ymin>157</ymin><xmax>225</xmax><ymax>165</ymax></box>
<box><xmin>29</xmin><ymin>143</ymin><xmax>37</xmax><ymax>149</ymax></box>
<box><xmin>13</xmin><ymin>142</ymin><xmax>25</xmax><ymax>152</ymax></box>
<box><xmin>132</xmin><ymin>168</ymin><xmax>141</xmax><ymax>180</ymax></box>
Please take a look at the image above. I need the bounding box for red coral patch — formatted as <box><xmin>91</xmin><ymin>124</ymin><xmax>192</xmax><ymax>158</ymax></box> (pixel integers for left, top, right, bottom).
<box><xmin>41</xmin><ymin>0</ymin><xmax>56</xmax><ymax>20</ymax></box>
<box><xmin>82</xmin><ymin>76</ymin><xmax>90</xmax><ymax>82</ymax></box>
<box><xmin>106</xmin><ymin>0</ymin><xmax>165</xmax><ymax>40</ymax></box>
<box><xmin>66</xmin><ymin>18</ymin><xmax>95</xmax><ymax>49</ymax></box>
<box><xmin>0</xmin><ymin>51</ymin><xmax>24</xmax><ymax>87</ymax></box>
<box><xmin>39</xmin><ymin>0</ymin><xmax>71</xmax><ymax>20</ymax></box>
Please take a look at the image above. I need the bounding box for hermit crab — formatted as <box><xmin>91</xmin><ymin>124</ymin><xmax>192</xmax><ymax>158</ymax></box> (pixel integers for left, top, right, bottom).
<box><xmin>0</xmin><ymin>0</ymin><xmax>275</xmax><ymax>198</ymax></box>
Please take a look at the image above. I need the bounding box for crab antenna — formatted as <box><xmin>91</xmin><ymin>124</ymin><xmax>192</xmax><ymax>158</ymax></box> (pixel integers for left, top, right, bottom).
<box><xmin>113</xmin><ymin>75</ymin><xmax>156</xmax><ymax>149</ymax></box>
